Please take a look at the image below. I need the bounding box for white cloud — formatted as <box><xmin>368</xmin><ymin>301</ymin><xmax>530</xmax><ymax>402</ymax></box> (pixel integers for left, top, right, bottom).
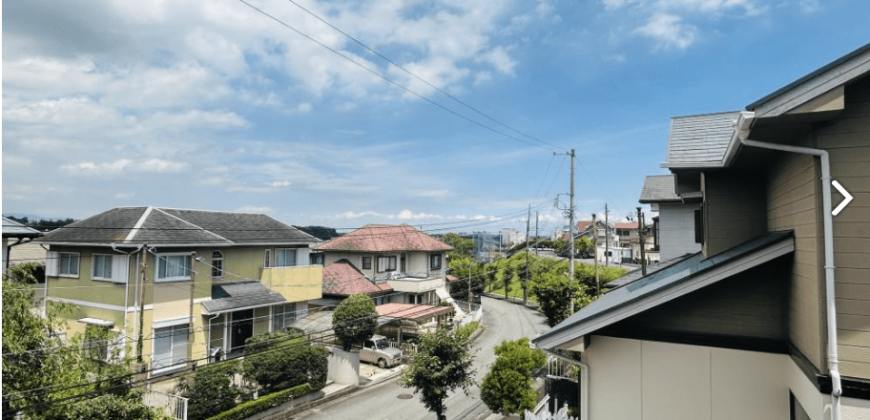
<box><xmin>60</xmin><ymin>158</ymin><xmax>186</xmax><ymax>175</ymax></box>
<box><xmin>798</xmin><ymin>0</ymin><xmax>821</xmax><ymax>14</ymax></box>
<box><xmin>235</xmin><ymin>205</ymin><xmax>275</xmax><ymax>214</ymax></box>
<box><xmin>396</xmin><ymin>209</ymin><xmax>444</xmax><ymax>220</ymax></box>
<box><xmin>635</xmin><ymin>13</ymin><xmax>697</xmax><ymax>49</ymax></box>
<box><xmin>336</xmin><ymin>210</ymin><xmax>386</xmax><ymax>220</ymax></box>
<box><xmin>114</xmin><ymin>192</ymin><xmax>137</xmax><ymax>200</ymax></box>
<box><xmin>480</xmin><ymin>46</ymin><xmax>518</xmax><ymax>76</ymax></box>
<box><xmin>270</xmin><ymin>180</ymin><xmax>291</xmax><ymax>188</ymax></box>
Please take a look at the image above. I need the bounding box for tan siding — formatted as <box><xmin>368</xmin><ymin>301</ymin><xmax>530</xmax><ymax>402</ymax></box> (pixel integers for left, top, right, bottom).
<box><xmin>766</xmin><ymin>152</ymin><xmax>826</xmax><ymax>371</ymax></box>
<box><xmin>813</xmin><ymin>78</ymin><xmax>870</xmax><ymax>379</ymax></box>
<box><xmin>702</xmin><ymin>171</ymin><xmax>767</xmax><ymax>257</ymax></box>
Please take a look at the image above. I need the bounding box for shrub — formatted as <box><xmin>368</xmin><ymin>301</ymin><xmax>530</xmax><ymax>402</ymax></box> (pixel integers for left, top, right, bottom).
<box><xmin>332</xmin><ymin>294</ymin><xmax>377</xmax><ymax>351</ymax></box>
<box><xmin>206</xmin><ymin>383</ymin><xmax>313</xmax><ymax>420</ymax></box>
<box><xmin>61</xmin><ymin>391</ymin><xmax>170</xmax><ymax>420</ymax></box>
<box><xmin>456</xmin><ymin>322</ymin><xmax>480</xmax><ymax>340</ymax></box>
<box><xmin>481</xmin><ymin>338</ymin><xmax>547</xmax><ymax>416</ymax></box>
<box><xmin>241</xmin><ymin>331</ymin><xmax>327</xmax><ymax>393</ymax></box>
<box><xmin>176</xmin><ymin>361</ymin><xmax>246</xmax><ymax>420</ymax></box>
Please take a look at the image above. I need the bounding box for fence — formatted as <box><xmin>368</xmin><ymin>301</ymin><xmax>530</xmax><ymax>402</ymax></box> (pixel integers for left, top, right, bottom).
<box><xmin>142</xmin><ymin>389</ymin><xmax>188</xmax><ymax>420</ymax></box>
<box><xmin>453</xmin><ymin>300</ymin><xmax>484</xmax><ymax>324</ymax></box>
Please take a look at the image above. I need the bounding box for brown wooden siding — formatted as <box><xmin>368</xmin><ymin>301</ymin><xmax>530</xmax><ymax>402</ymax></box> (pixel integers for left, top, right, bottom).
<box><xmin>765</xmin><ymin>151</ymin><xmax>826</xmax><ymax>372</ymax></box>
<box><xmin>702</xmin><ymin>171</ymin><xmax>768</xmax><ymax>257</ymax></box>
<box><xmin>813</xmin><ymin>75</ymin><xmax>870</xmax><ymax>379</ymax></box>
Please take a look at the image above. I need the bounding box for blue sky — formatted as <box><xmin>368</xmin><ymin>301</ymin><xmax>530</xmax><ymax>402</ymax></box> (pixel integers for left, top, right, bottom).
<box><xmin>3</xmin><ymin>0</ymin><xmax>869</xmax><ymax>235</ymax></box>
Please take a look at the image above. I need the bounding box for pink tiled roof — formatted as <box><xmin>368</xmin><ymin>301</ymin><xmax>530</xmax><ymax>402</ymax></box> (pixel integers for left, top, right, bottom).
<box><xmin>446</xmin><ymin>274</ymin><xmax>459</xmax><ymax>282</ymax></box>
<box><xmin>576</xmin><ymin>220</ymin><xmax>592</xmax><ymax>231</ymax></box>
<box><xmin>322</xmin><ymin>262</ymin><xmax>392</xmax><ymax>296</ymax></box>
<box><xmin>316</xmin><ymin>224</ymin><xmax>453</xmax><ymax>252</ymax></box>
<box><xmin>376</xmin><ymin>303</ymin><xmax>453</xmax><ymax>321</ymax></box>
<box><xmin>614</xmin><ymin>222</ymin><xmax>639</xmax><ymax>229</ymax></box>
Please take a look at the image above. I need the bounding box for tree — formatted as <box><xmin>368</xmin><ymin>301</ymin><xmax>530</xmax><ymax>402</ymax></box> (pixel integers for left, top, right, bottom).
<box><xmin>531</xmin><ymin>271</ymin><xmax>582</xmax><ymax>327</ymax></box>
<box><xmin>332</xmin><ymin>294</ymin><xmax>378</xmax><ymax>351</ymax></box>
<box><xmin>401</xmin><ymin>328</ymin><xmax>475</xmax><ymax>420</ymax></box>
<box><xmin>3</xmin><ymin>264</ymin><xmax>156</xmax><ymax>420</ymax></box>
<box><xmin>177</xmin><ymin>362</ymin><xmax>247</xmax><ymax>420</ymax></box>
<box><xmin>441</xmin><ymin>233</ymin><xmax>474</xmax><ymax>259</ymax></box>
<box><xmin>501</xmin><ymin>264</ymin><xmax>517</xmax><ymax>299</ymax></box>
<box><xmin>481</xmin><ymin>338</ymin><xmax>547</xmax><ymax>416</ymax></box>
<box><xmin>241</xmin><ymin>330</ymin><xmax>328</xmax><ymax>393</ymax></box>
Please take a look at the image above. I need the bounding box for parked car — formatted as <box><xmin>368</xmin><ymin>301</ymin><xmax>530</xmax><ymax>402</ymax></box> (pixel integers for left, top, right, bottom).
<box><xmin>360</xmin><ymin>335</ymin><xmax>403</xmax><ymax>368</ymax></box>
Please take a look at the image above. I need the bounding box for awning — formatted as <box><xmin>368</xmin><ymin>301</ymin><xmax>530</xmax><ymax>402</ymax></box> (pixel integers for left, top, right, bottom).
<box><xmin>202</xmin><ymin>281</ymin><xmax>286</xmax><ymax>315</ymax></box>
<box><xmin>533</xmin><ymin>231</ymin><xmax>795</xmax><ymax>351</ymax></box>
<box><xmin>435</xmin><ymin>287</ymin><xmax>453</xmax><ymax>303</ymax></box>
<box><xmin>78</xmin><ymin>317</ymin><xmax>114</xmax><ymax>328</ymax></box>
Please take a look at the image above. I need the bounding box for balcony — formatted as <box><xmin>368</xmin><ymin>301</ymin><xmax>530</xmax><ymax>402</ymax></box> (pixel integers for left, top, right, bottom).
<box><xmin>259</xmin><ymin>264</ymin><xmax>323</xmax><ymax>302</ymax></box>
<box><xmin>374</xmin><ymin>270</ymin><xmax>446</xmax><ymax>293</ymax></box>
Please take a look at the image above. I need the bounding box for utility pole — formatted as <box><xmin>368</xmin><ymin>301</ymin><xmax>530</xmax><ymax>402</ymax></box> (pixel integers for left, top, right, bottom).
<box><xmin>554</xmin><ymin>149</ymin><xmax>576</xmax><ymax>312</ymax></box>
<box><xmin>467</xmin><ymin>264</ymin><xmax>472</xmax><ymax>314</ymax></box>
<box><xmin>638</xmin><ymin>207</ymin><xmax>647</xmax><ymax>276</ymax></box>
<box><xmin>593</xmin><ymin>213</ymin><xmax>600</xmax><ymax>296</ymax></box>
<box><xmin>535</xmin><ymin>212</ymin><xmax>539</xmax><ymax>256</ymax></box>
<box><xmin>524</xmin><ymin>204</ymin><xmax>531</xmax><ymax>305</ymax></box>
<box><xmin>605</xmin><ymin>203</ymin><xmax>610</xmax><ymax>267</ymax></box>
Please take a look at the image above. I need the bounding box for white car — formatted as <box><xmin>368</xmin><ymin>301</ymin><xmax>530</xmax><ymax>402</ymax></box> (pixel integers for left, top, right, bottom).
<box><xmin>360</xmin><ymin>335</ymin><xmax>403</xmax><ymax>368</ymax></box>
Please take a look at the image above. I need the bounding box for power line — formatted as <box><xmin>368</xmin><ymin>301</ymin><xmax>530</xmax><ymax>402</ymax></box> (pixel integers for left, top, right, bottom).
<box><xmin>234</xmin><ymin>0</ymin><xmax>559</xmax><ymax>152</ymax></box>
<box><xmin>282</xmin><ymin>0</ymin><xmax>563</xmax><ymax>151</ymax></box>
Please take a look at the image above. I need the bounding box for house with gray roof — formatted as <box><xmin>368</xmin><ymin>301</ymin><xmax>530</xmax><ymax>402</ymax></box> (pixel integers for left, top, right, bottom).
<box><xmin>3</xmin><ymin>217</ymin><xmax>43</xmax><ymax>270</ymax></box>
<box><xmin>38</xmin><ymin>206</ymin><xmax>323</xmax><ymax>373</ymax></box>
<box><xmin>638</xmin><ymin>174</ymin><xmax>702</xmax><ymax>261</ymax></box>
<box><xmin>534</xmin><ymin>43</ymin><xmax>870</xmax><ymax>420</ymax></box>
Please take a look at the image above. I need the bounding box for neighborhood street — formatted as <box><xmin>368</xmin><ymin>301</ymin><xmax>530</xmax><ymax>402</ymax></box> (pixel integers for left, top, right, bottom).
<box><xmin>294</xmin><ymin>296</ymin><xmax>549</xmax><ymax>420</ymax></box>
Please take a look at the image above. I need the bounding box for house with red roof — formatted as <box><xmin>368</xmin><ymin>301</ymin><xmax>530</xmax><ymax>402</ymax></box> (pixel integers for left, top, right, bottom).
<box><xmin>315</xmin><ymin>224</ymin><xmax>453</xmax><ymax>306</ymax></box>
<box><xmin>321</xmin><ymin>260</ymin><xmax>393</xmax><ymax>305</ymax></box>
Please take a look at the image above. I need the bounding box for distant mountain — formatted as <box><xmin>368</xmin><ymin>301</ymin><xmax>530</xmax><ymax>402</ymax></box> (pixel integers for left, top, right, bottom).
<box><xmin>295</xmin><ymin>225</ymin><xmax>340</xmax><ymax>241</ymax></box>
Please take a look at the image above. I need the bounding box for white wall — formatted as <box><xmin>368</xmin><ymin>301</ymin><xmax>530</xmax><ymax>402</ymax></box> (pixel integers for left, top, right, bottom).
<box><xmin>658</xmin><ymin>202</ymin><xmax>702</xmax><ymax>261</ymax></box>
<box><xmin>585</xmin><ymin>336</ymin><xmax>790</xmax><ymax>420</ymax></box>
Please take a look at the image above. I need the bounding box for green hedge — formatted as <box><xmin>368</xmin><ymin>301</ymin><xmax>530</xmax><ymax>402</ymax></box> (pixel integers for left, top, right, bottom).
<box><xmin>206</xmin><ymin>383</ymin><xmax>313</xmax><ymax>420</ymax></box>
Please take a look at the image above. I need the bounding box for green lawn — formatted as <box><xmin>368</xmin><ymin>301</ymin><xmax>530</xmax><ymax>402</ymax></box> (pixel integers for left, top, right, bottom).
<box><xmin>487</xmin><ymin>278</ymin><xmax>538</xmax><ymax>302</ymax></box>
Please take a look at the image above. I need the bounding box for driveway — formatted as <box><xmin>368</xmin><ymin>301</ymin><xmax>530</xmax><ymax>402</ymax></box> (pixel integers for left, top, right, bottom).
<box><xmin>292</xmin><ymin>296</ymin><xmax>550</xmax><ymax>420</ymax></box>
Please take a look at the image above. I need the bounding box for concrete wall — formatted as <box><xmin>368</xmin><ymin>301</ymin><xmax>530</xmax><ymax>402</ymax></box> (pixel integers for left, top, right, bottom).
<box><xmin>328</xmin><ymin>348</ymin><xmax>360</xmax><ymax>386</ymax></box>
<box><xmin>657</xmin><ymin>202</ymin><xmax>702</xmax><ymax>261</ymax></box>
<box><xmin>585</xmin><ymin>336</ymin><xmax>789</xmax><ymax>420</ymax></box>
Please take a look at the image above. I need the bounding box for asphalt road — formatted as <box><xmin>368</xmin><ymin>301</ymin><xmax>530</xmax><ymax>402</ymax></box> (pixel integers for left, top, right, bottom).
<box><xmin>293</xmin><ymin>296</ymin><xmax>550</xmax><ymax>420</ymax></box>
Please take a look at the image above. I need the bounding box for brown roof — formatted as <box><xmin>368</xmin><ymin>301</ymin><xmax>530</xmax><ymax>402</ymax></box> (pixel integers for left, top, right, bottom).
<box><xmin>316</xmin><ymin>224</ymin><xmax>452</xmax><ymax>252</ymax></box>
<box><xmin>576</xmin><ymin>221</ymin><xmax>592</xmax><ymax>232</ymax></box>
<box><xmin>322</xmin><ymin>262</ymin><xmax>391</xmax><ymax>296</ymax></box>
<box><xmin>376</xmin><ymin>303</ymin><xmax>453</xmax><ymax>321</ymax></box>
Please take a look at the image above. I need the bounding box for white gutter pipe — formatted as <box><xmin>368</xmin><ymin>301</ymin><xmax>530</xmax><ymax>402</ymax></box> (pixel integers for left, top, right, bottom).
<box><xmin>738</xmin><ymin>116</ymin><xmax>842</xmax><ymax>420</ymax></box>
<box><xmin>542</xmin><ymin>349</ymin><xmax>589</xmax><ymax>420</ymax></box>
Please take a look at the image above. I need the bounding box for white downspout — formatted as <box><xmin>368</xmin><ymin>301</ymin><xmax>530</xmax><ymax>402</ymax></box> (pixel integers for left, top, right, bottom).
<box><xmin>111</xmin><ymin>244</ymin><xmax>143</xmax><ymax>359</ymax></box>
<box><xmin>738</xmin><ymin>117</ymin><xmax>842</xmax><ymax>419</ymax></box>
<box><xmin>542</xmin><ymin>349</ymin><xmax>589</xmax><ymax>420</ymax></box>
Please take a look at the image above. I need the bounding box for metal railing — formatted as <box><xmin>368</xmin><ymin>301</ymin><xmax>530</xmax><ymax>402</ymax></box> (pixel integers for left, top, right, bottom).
<box><xmin>142</xmin><ymin>389</ymin><xmax>188</xmax><ymax>420</ymax></box>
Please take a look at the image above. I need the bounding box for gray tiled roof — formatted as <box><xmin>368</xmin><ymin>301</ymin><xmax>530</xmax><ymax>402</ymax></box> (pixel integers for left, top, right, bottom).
<box><xmin>2</xmin><ymin>217</ymin><xmax>43</xmax><ymax>238</ymax></box>
<box><xmin>202</xmin><ymin>281</ymin><xmax>286</xmax><ymax>314</ymax></box>
<box><xmin>662</xmin><ymin>111</ymin><xmax>741</xmax><ymax>168</ymax></box>
<box><xmin>638</xmin><ymin>175</ymin><xmax>680</xmax><ymax>203</ymax></box>
<box><xmin>39</xmin><ymin>207</ymin><xmax>319</xmax><ymax>246</ymax></box>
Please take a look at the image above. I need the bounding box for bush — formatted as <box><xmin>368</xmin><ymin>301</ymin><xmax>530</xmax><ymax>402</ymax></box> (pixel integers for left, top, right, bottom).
<box><xmin>61</xmin><ymin>391</ymin><xmax>170</xmax><ymax>420</ymax></box>
<box><xmin>332</xmin><ymin>294</ymin><xmax>378</xmax><ymax>351</ymax></box>
<box><xmin>176</xmin><ymin>361</ymin><xmax>247</xmax><ymax>420</ymax></box>
<box><xmin>206</xmin><ymin>383</ymin><xmax>313</xmax><ymax>420</ymax></box>
<box><xmin>481</xmin><ymin>338</ymin><xmax>546</xmax><ymax>416</ymax></box>
<box><xmin>456</xmin><ymin>322</ymin><xmax>480</xmax><ymax>339</ymax></box>
<box><xmin>241</xmin><ymin>331</ymin><xmax>327</xmax><ymax>393</ymax></box>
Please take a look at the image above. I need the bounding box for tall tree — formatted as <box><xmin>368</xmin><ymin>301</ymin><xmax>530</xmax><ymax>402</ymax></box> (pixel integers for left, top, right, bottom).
<box><xmin>332</xmin><ymin>294</ymin><xmax>378</xmax><ymax>351</ymax></box>
<box><xmin>481</xmin><ymin>338</ymin><xmax>547</xmax><ymax>416</ymax></box>
<box><xmin>501</xmin><ymin>264</ymin><xmax>517</xmax><ymax>300</ymax></box>
<box><xmin>441</xmin><ymin>233</ymin><xmax>474</xmax><ymax>258</ymax></box>
<box><xmin>401</xmin><ymin>328</ymin><xmax>475</xmax><ymax>420</ymax></box>
<box><xmin>531</xmin><ymin>271</ymin><xmax>582</xmax><ymax>327</ymax></box>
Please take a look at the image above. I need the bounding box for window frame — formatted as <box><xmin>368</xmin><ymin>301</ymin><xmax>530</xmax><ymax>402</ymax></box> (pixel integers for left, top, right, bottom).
<box><xmin>211</xmin><ymin>250</ymin><xmax>224</xmax><ymax>279</ymax></box>
<box><xmin>155</xmin><ymin>253</ymin><xmax>193</xmax><ymax>282</ymax></box>
<box><xmin>91</xmin><ymin>254</ymin><xmax>114</xmax><ymax>281</ymax></box>
<box><xmin>377</xmin><ymin>256</ymin><xmax>397</xmax><ymax>273</ymax></box>
<box><xmin>264</xmin><ymin>249</ymin><xmax>272</xmax><ymax>268</ymax></box>
<box><xmin>430</xmin><ymin>253</ymin><xmax>442</xmax><ymax>270</ymax></box>
<box><xmin>152</xmin><ymin>323</ymin><xmax>189</xmax><ymax>372</ymax></box>
<box><xmin>362</xmin><ymin>256</ymin><xmax>372</xmax><ymax>270</ymax></box>
<box><xmin>274</xmin><ymin>248</ymin><xmax>297</xmax><ymax>267</ymax></box>
<box><xmin>58</xmin><ymin>252</ymin><xmax>80</xmax><ymax>278</ymax></box>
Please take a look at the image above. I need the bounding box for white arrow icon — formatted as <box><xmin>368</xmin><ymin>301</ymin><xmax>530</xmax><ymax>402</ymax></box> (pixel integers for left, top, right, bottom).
<box><xmin>832</xmin><ymin>180</ymin><xmax>853</xmax><ymax>216</ymax></box>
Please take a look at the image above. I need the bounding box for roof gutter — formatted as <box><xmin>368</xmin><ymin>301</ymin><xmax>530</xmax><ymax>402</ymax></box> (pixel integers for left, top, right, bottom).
<box><xmin>736</xmin><ymin>114</ymin><xmax>842</xmax><ymax>419</ymax></box>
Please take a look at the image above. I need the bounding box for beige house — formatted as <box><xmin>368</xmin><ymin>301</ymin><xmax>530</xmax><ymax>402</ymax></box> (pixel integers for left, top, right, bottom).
<box><xmin>315</xmin><ymin>224</ymin><xmax>452</xmax><ymax>306</ymax></box>
<box><xmin>39</xmin><ymin>207</ymin><xmax>322</xmax><ymax>375</ymax></box>
<box><xmin>534</xmin><ymin>43</ymin><xmax>870</xmax><ymax>419</ymax></box>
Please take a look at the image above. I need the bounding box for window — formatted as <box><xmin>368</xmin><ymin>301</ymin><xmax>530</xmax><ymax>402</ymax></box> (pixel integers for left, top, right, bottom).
<box><xmin>264</xmin><ymin>249</ymin><xmax>272</xmax><ymax>268</ymax></box>
<box><xmin>271</xmin><ymin>303</ymin><xmax>296</xmax><ymax>332</ymax></box>
<box><xmin>211</xmin><ymin>251</ymin><xmax>224</xmax><ymax>278</ymax></box>
<box><xmin>156</xmin><ymin>254</ymin><xmax>192</xmax><ymax>281</ymax></box>
<box><xmin>309</xmin><ymin>253</ymin><xmax>323</xmax><ymax>265</ymax></box>
<box><xmin>362</xmin><ymin>256</ymin><xmax>372</xmax><ymax>270</ymax></box>
<box><xmin>153</xmin><ymin>324</ymin><xmax>188</xmax><ymax>370</ymax></box>
<box><xmin>92</xmin><ymin>254</ymin><xmax>113</xmax><ymax>280</ymax></box>
<box><xmin>430</xmin><ymin>254</ymin><xmax>442</xmax><ymax>270</ymax></box>
<box><xmin>275</xmin><ymin>248</ymin><xmax>296</xmax><ymax>267</ymax></box>
<box><xmin>59</xmin><ymin>252</ymin><xmax>80</xmax><ymax>277</ymax></box>
<box><xmin>378</xmin><ymin>256</ymin><xmax>397</xmax><ymax>272</ymax></box>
